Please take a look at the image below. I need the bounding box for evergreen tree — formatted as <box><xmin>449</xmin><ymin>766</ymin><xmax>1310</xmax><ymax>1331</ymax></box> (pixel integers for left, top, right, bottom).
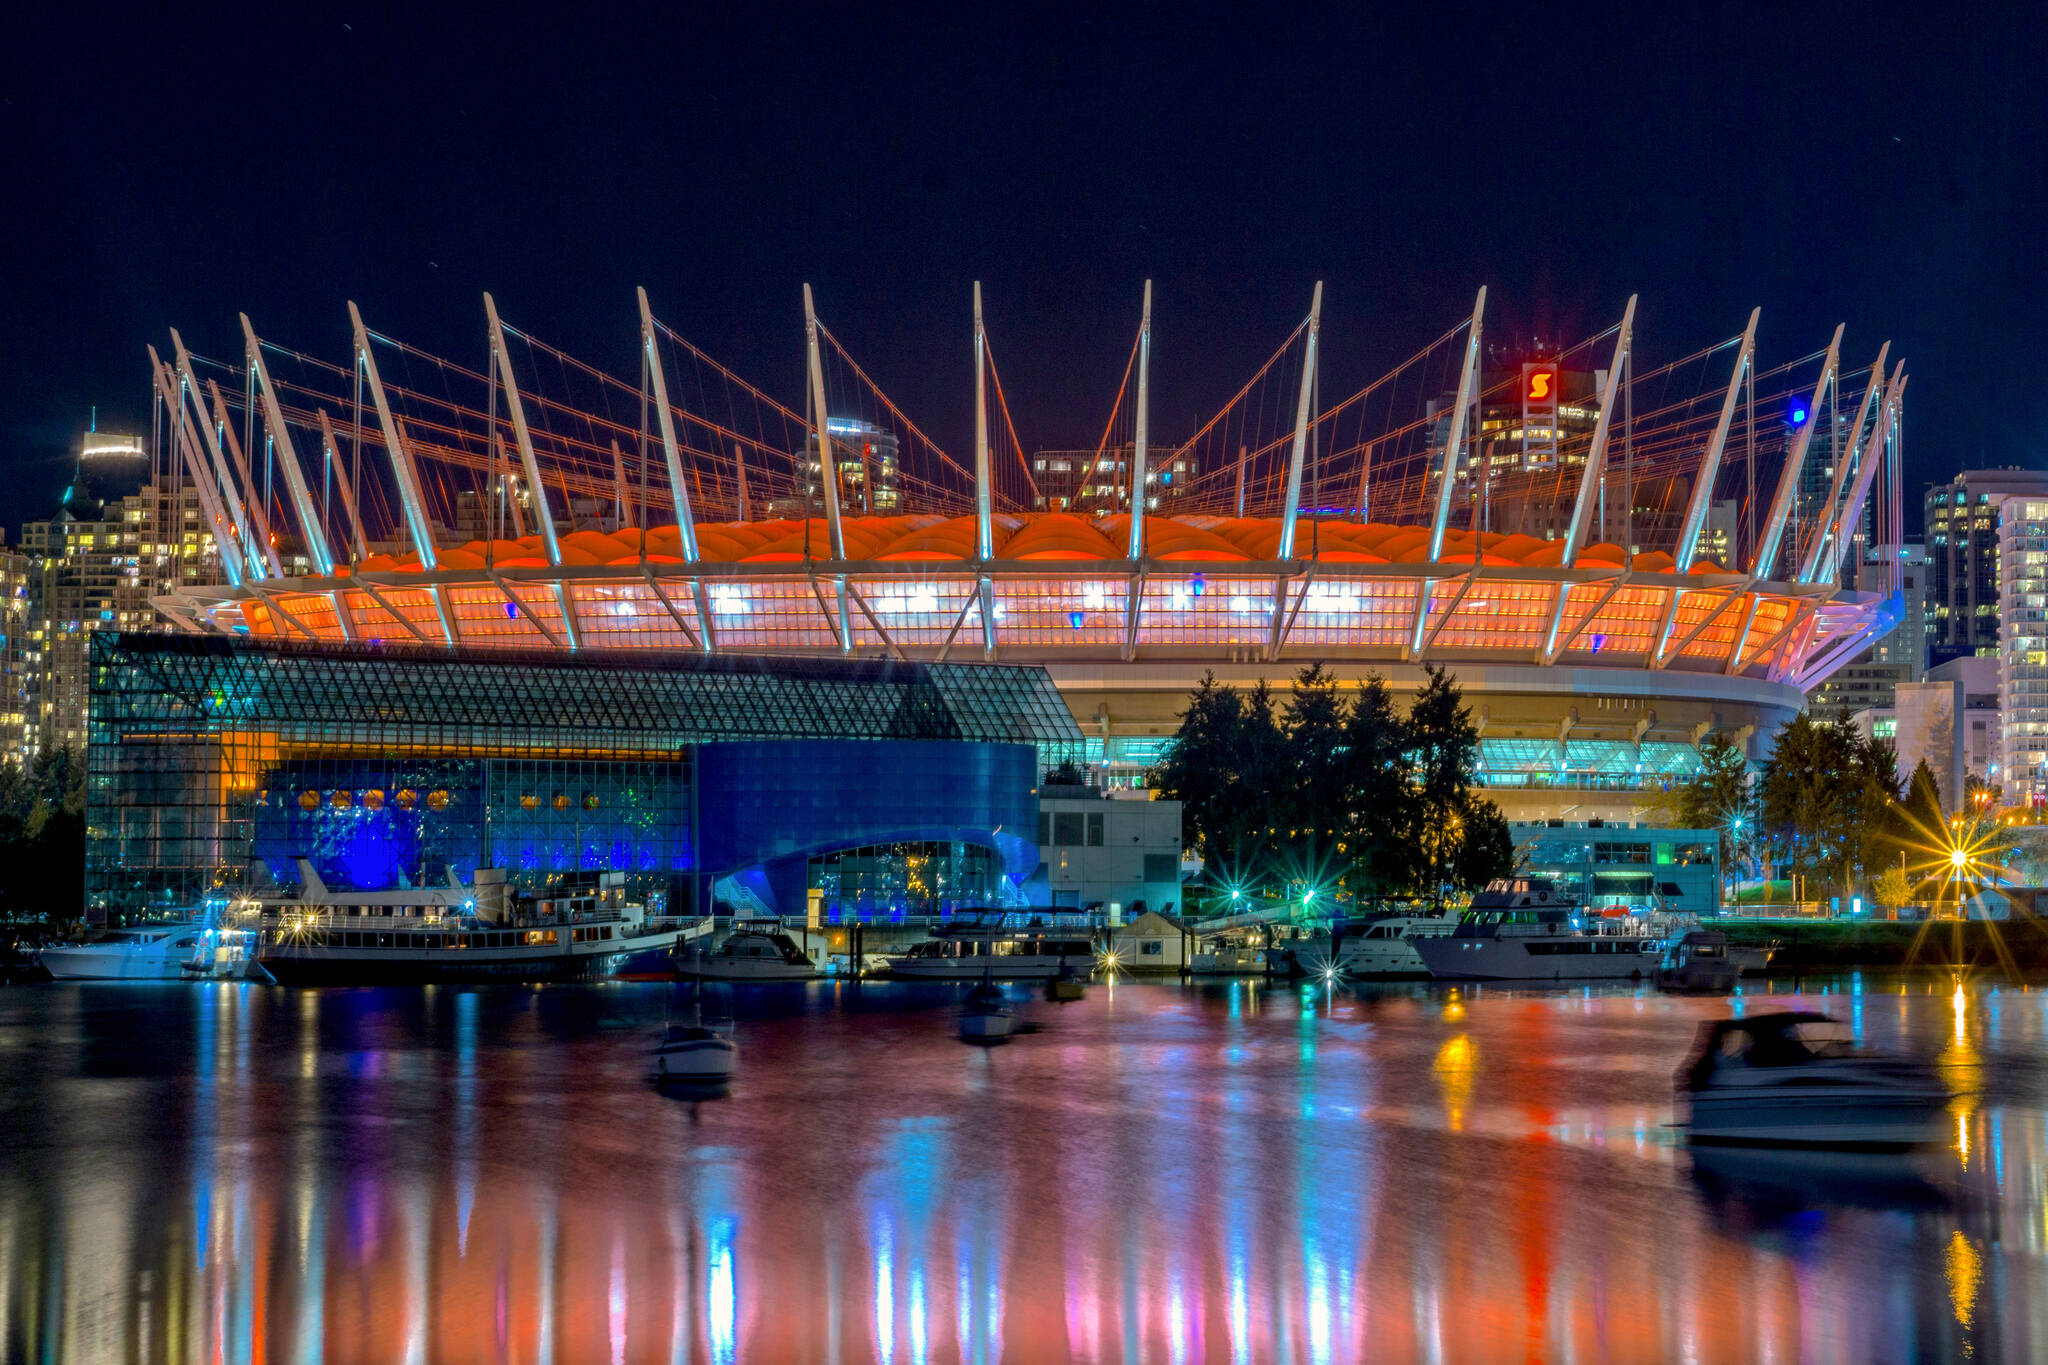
<box><xmin>1280</xmin><ymin>662</ymin><xmax>1350</xmax><ymax>881</ymax></box>
<box><xmin>1340</xmin><ymin>673</ymin><xmax>1413</xmax><ymax>898</ymax></box>
<box><xmin>1403</xmin><ymin>666</ymin><xmax>1484</xmax><ymax>896</ymax></box>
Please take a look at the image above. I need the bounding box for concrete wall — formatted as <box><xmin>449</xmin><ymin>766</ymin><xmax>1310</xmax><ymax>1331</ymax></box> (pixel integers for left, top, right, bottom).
<box><xmin>1027</xmin><ymin>792</ymin><xmax>1183</xmax><ymax>918</ymax></box>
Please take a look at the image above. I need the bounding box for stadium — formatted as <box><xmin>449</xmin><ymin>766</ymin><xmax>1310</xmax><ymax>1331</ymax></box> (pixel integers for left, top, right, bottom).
<box><xmin>143</xmin><ymin>282</ymin><xmax>1905</xmax><ymax>827</ymax></box>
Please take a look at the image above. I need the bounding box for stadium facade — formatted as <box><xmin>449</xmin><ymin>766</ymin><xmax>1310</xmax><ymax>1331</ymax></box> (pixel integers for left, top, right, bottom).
<box><xmin>101</xmin><ymin>282</ymin><xmax>1908</xmax><ymax>911</ymax></box>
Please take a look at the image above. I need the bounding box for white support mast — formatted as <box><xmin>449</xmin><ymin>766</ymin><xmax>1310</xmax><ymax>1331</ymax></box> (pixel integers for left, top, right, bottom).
<box><xmin>484</xmin><ymin>293</ymin><xmax>562</xmax><ymax>567</ymax></box>
<box><xmin>1751</xmin><ymin>324</ymin><xmax>1844</xmax><ymax>578</ymax></box>
<box><xmin>208</xmin><ymin>381</ymin><xmax>284</xmax><ymax>578</ymax></box>
<box><xmin>349</xmin><ymin>302</ymin><xmax>440</xmax><ymax>572</ymax></box>
<box><xmin>972</xmin><ymin>282</ymin><xmax>997</xmax><ymax>655</ymax></box>
<box><xmin>1275</xmin><ymin>281</ymin><xmax>1324</xmax><ymax>560</ymax></box>
<box><xmin>240</xmin><ymin>314</ymin><xmax>335</xmax><ymax>575</ymax></box>
<box><xmin>802</xmin><ymin>284</ymin><xmax>847</xmax><ymax>562</ymax></box>
<box><xmin>1673</xmin><ymin>309</ymin><xmax>1760</xmax><ymax>573</ymax></box>
<box><xmin>1797</xmin><ymin>345</ymin><xmax>1888</xmax><ymax>583</ymax></box>
<box><xmin>803</xmin><ymin>284</ymin><xmax>851</xmax><ymax>651</ymax></box>
<box><xmin>1127</xmin><ymin>281</ymin><xmax>1153</xmax><ymax>559</ymax></box>
<box><xmin>972</xmin><ymin>281</ymin><xmax>993</xmax><ymax>560</ymax></box>
<box><xmin>1826</xmin><ymin>364</ymin><xmax>1908</xmax><ymax>579</ymax></box>
<box><xmin>169</xmin><ymin>329</ymin><xmax>264</xmax><ymax>581</ymax></box>
<box><xmin>635</xmin><ymin>288</ymin><xmax>702</xmax><ymax>562</ymax></box>
<box><xmin>1426</xmin><ymin>288</ymin><xmax>1487</xmax><ymax>561</ymax></box>
<box><xmin>147</xmin><ymin>349</ymin><xmax>244</xmax><ymax>588</ymax></box>
<box><xmin>1559</xmin><ymin>295</ymin><xmax>1637</xmax><ymax>567</ymax></box>
<box><xmin>315</xmin><ymin>409</ymin><xmax>369</xmax><ymax>563</ymax></box>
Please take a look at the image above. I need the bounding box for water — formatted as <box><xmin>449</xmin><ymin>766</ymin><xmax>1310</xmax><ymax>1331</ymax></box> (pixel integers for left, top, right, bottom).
<box><xmin>0</xmin><ymin>973</ymin><xmax>2041</xmax><ymax>1364</ymax></box>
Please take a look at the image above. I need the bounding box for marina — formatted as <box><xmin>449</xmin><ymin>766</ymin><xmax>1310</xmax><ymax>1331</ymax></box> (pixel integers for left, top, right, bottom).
<box><xmin>0</xmin><ymin>970</ymin><xmax>2030</xmax><ymax>1362</ymax></box>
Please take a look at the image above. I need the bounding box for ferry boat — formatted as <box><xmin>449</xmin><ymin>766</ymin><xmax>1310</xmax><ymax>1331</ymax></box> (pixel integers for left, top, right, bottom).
<box><xmin>886</xmin><ymin>911</ymin><xmax>1099</xmax><ymax>980</ymax></box>
<box><xmin>678</xmin><ymin>922</ymin><xmax>818</xmax><ymax>982</ymax></box>
<box><xmin>42</xmin><ymin>924</ymin><xmax>210</xmax><ymax>980</ymax></box>
<box><xmin>1410</xmin><ymin>877</ymin><xmax>1663</xmax><ymax>982</ymax></box>
<box><xmin>255</xmin><ymin>861</ymin><xmax>697</xmax><ymax>985</ymax></box>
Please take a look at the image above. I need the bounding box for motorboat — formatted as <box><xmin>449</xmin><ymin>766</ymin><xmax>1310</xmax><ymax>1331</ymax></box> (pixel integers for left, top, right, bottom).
<box><xmin>1658</xmin><ymin>930</ymin><xmax>1739</xmax><ymax>993</ymax></box>
<box><xmin>680</xmin><ymin>922</ymin><xmax>818</xmax><ymax>982</ymax></box>
<box><xmin>1677</xmin><ymin>1011</ymin><xmax>1949</xmax><ymax>1150</ymax></box>
<box><xmin>887</xmin><ymin>912</ymin><xmax>1098</xmax><ymax>980</ymax></box>
<box><xmin>653</xmin><ymin>992</ymin><xmax>737</xmax><ymax>1082</ymax></box>
<box><xmin>255</xmin><ymin>862</ymin><xmax>694</xmax><ymax>985</ymax></box>
<box><xmin>42</xmin><ymin>924</ymin><xmax>209</xmax><ymax>980</ymax></box>
<box><xmin>1728</xmin><ymin>942</ymin><xmax>1777</xmax><ymax>975</ymax></box>
<box><xmin>1411</xmin><ymin>878</ymin><xmax>1662</xmax><ymax>981</ymax></box>
<box><xmin>959</xmin><ymin>976</ymin><xmax>1014</xmax><ymax>1043</ymax></box>
<box><xmin>1324</xmin><ymin>911</ymin><xmax>1457</xmax><ymax>978</ymax></box>
<box><xmin>1188</xmin><ymin>934</ymin><xmax>1274</xmax><ymax>976</ymax></box>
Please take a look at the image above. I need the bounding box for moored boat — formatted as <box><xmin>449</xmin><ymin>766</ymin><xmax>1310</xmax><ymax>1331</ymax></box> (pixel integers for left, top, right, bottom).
<box><xmin>255</xmin><ymin>862</ymin><xmax>692</xmax><ymax>985</ymax></box>
<box><xmin>887</xmin><ymin>911</ymin><xmax>1097</xmax><ymax>980</ymax></box>
<box><xmin>1324</xmin><ymin>911</ymin><xmax>1457</xmax><ymax>978</ymax></box>
<box><xmin>1658</xmin><ymin>930</ymin><xmax>1739</xmax><ymax>993</ymax></box>
<box><xmin>1678</xmin><ymin>1011</ymin><xmax>1949</xmax><ymax>1150</ymax></box>
<box><xmin>42</xmin><ymin>923</ymin><xmax>209</xmax><ymax>981</ymax></box>
<box><xmin>679</xmin><ymin>922</ymin><xmax>819</xmax><ymax>982</ymax></box>
<box><xmin>1411</xmin><ymin>877</ymin><xmax>1661</xmax><ymax>981</ymax></box>
<box><xmin>959</xmin><ymin>975</ymin><xmax>1014</xmax><ymax>1043</ymax></box>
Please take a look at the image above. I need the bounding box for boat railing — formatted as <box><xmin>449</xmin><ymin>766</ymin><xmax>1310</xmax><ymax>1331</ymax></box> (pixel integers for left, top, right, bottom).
<box><xmin>259</xmin><ymin>907</ymin><xmax>707</xmax><ymax>934</ymax></box>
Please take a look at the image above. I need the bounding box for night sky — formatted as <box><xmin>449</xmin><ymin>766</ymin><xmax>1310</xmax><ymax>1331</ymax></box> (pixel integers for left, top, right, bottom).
<box><xmin>2</xmin><ymin>3</ymin><xmax>2040</xmax><ymax>538</ymax></box>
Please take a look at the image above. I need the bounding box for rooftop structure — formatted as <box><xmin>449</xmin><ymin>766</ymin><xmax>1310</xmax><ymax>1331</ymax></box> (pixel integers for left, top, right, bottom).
<box><xmin>137</xmin><ymin>283</ymin><xmax>1906</xmax><ymax>815</ymax></box>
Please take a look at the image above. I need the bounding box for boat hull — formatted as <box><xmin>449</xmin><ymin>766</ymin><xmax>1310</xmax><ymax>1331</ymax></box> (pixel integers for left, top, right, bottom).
<box><xmin>678</xmin><ymin>961</ymin><xmax>817</xmax><ymax>982</ymax></box>
<box><xmin>654</xmin><ymin>1039</ymin><xmax>737</xmax><ymax>1081</ymax></box>
<box><xmin>260</xmin><ymin>932</ymin><xmax>679</xmax><ymax>986</ymax></box>
<box><xmin>1414</xmin><ymin>936</ymin><xmax>1661</xmax><ymax>981</ymax></box>
<box><xmin>40</xmin><ymin>948</ymin><xmax>191</xmax><ymax>981</ymax></box>
<box><xmin>1684</xmin><ymin>1087</ymin><xmax>1951</xmax><ymax>1150</ymax></box>
<box><xmin>888</xmin><ymin>954</ymin><xmax>1090</xmax><ymax>981</ymax></box>
<box><xmin>959</xmin><ymin>1011</ymin><xmax>1014</xmax><ymax>1042</ymax></box>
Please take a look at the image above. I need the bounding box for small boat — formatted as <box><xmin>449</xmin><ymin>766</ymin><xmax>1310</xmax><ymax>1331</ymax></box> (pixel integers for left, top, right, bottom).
<box><xmin>887</xmin><ymin>911</ymin><xmax>1097</xmax><ymax>980</ymax></box>
<box><xmin>1728</xmin><ymin>942</ymin><xmax>1777</xmax><ymax>975</ymax></box>
<box><xmin>653</xmin><ymin>992</ymin><xmax>737</xmax><ymax>1083</ymax></box>
<box><xmin>1658</xmin><ymin>930</ymin><xmax>1739</xmax><ymax>993</ymax></box>
<box><xmin>680</xmin><ymin>922</ymin><xmax>818</xmax><ymax>982</ymax></box>
<box><xmin>42</xmin><ymin>924</ymin><xmax>209</xmax><ymax>980</ymax></box>
<box><xmin>1678</xmin><ymin>1011</ymin><xmax>1949</xmax><ymax>1150</ymax></box>
<box><xmin>1045</xmin><ymin>964</ymin><xmax>1086</xmax><ymax>1001</ymax></box>
<box><xmin>959</xmin><ymin>975</ymin><xmax>1014</xmax><ymax>1043</ymax></box>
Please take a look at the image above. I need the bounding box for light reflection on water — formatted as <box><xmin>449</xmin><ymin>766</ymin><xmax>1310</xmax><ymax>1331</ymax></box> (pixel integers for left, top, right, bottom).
<box><xmin>1</xmin><ymin>976</ymin><xmax>2046</xmax><ymax>1362</ymax></box>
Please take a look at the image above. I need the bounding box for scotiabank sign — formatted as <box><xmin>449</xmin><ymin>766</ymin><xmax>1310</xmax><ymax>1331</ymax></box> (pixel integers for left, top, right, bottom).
<box><xmin>1523</xmin><ymin>365</ymin><xmax>1557</xmax><ymax>403</ymax></box>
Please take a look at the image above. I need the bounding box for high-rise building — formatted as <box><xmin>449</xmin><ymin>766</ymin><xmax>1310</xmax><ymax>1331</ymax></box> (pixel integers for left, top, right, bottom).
<box><xmin>1805</xmin><ymin>542</ymin><xmax>1925</xmax><ymax>718</ymax></box>
<box><xmin>17</xmin><ymin>432</ymin><xmax>221</xmax><ymax>758</ymax></box>
<box><xmin>1031</xmin><ymin>444</ymin><xmax>1194</xmax><ymax>514</ymax></box>
<box><xmin>1926</xmin><ymin>469</ymin><xmax>2048</xmax><ymax>667</ymax></box>
<box><xmin>0</xmin><ymin>541</ymin><xmax>35</xmax><ymax>766</ymax></box>
<box><xmin>773</xmin><ymin>419</ymin><xmax>901</xmax><ymax>518</ymax></box>
<box><xmin>1999</xmin><ymin>499</ymin><xmax>2048</xmax><ymax>802</ymax></box>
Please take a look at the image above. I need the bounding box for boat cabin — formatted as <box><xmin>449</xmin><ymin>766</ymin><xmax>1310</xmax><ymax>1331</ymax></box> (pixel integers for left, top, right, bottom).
<box><xmin>1680</xmin><ymin>1011</ymin><xmax>1856</xmax><ymax>1090</ymax></box>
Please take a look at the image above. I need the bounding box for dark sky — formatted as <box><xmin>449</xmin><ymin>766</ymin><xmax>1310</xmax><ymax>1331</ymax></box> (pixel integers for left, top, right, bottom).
<box><xmin>2</xmin><ymin>2</ymin><xmax>2041</xmax><ymax>537</ymax></box>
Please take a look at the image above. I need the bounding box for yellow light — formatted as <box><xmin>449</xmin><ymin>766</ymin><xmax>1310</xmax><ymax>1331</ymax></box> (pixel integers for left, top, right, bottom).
<box><xmin>1950</xmin><ymin>848</ymin><xmax>1968</xmax><ymax>870</ymax></box>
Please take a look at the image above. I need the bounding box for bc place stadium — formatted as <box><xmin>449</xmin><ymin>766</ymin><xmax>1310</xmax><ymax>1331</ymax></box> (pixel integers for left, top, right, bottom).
<box><xmin>92</xmin><ymin>281</ymin><xmax>1905</xmax><ymax>918</ymax></box>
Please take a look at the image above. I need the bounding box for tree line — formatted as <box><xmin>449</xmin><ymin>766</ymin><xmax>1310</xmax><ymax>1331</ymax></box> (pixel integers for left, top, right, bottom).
<box><xmin>1148</xmin><ymin>663</ymin><xmax>1513</xmax><ymax>911</ymax></box>
<box><xmin>1660</xmin><ymin>713</ymin><xmax>1965</xmax><ymax>905</ymax></box>
<box><xmin>0</xmin><ymin>748</ymin><xmax>87</xmax><ymax>917</ymax></box>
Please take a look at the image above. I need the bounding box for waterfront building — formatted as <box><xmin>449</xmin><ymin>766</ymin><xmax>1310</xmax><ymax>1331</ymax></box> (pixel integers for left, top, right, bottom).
<box><xmin>1028</xmin><ymin>782</ymin><xmax>1185</xmax><ymax>917</ymax></box>
<box><xmin>1511</xmin><ymin>821</ymin><xmax>1722</xmax><ymax>914</ymax></box>
<box><xmin>0</xmin><ymin>542</ymin><xmax>34</xmax><ymax>766</ymax></box>
<box><xmin>1925</xmin><ymin>469</ymin><xmax>2048</xmax><ymax>667</ymax></box>
<box><xmin>85</xmin><ymin>633</ymin><xmax>1083</xmax><ymax>921</ymax></box>
<box><xmin>1870</xmin><ymin>656</ymin><xmax>2002</xmax><ymax>810</ymax></box>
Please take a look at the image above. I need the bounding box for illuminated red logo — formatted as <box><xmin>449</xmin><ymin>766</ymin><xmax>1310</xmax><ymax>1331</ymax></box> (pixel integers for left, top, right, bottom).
<box><xmin>1526</xmin><ymin>368</ymin><xmax>1555</xmax><ymax>402</ymax></box>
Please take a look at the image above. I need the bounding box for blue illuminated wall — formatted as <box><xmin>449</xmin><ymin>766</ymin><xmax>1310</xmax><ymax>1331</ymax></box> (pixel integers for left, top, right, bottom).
<box><xmin>696</xmin><ymin>740</ymin><xmax>1040</xmax><ymax>917</ymax></box>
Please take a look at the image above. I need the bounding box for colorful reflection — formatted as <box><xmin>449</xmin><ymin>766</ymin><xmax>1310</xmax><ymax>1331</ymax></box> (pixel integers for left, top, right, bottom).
<box><xmin>0</xmin><ymin>976</ymin><xmax>2044</xmax><ymax>1362</ymax></box>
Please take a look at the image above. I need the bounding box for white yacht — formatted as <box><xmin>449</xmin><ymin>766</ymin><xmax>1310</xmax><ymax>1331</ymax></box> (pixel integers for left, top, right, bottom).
<box><xmin>958</xmin><ymin>977</ymin><xmax>1015</xmax><ymax>1043</ymax></box>
<box><xmin>1411</xmin><ymin>877</ymin><xmax>1663</xmax><ymax>982</ymax></box>
<box><xmin>679</xmin><ymin>923</ymin><xmax>818</xmax><ymax>982</ymax></box>
<box><xmin>1679</xmin><ymin>1011</ymin><xmax>1949</xmax><ymax>1149</ymax></box>
<box><xmin>887</xmin><ymin>912</ymin><xmax>1098</xmax><ymax>980</ymax></box>
<box><xmin>1326</xmin><ymin>912</ymin><xmax>1457</xmax><ymax>977</ymax></box>
<box><xmin>41</xmin><ymin>925</ymin><xmax>208</xmax><ymax>980</ymax></box>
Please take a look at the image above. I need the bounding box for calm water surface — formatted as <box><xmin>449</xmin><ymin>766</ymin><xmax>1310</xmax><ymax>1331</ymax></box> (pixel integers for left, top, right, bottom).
<box><xmin>1</xmin><ymin>972</ymin><xmax>2043</xmax><ymax>1364</ymax></box>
